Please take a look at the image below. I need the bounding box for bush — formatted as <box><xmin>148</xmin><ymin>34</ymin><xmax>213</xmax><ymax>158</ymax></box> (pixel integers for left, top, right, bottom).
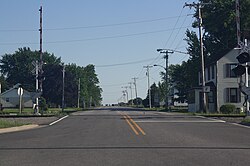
<box><xmin>220</xmin><ymin>104</ymin><xmax>236</xmax><ymax>114</ymax></box>
<box><xmin>39</xmin><ymin>97</ymin><xmax>48</xmax><ymax>112</ymax></box>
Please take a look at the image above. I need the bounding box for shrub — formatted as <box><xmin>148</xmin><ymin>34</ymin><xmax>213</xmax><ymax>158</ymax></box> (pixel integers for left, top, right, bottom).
<box><xmin>220</xmin><ymin>104</ymin><xmax>236</xmax><ymax>114</ymax></box>
<box><xmin>39</xmin><ymin>97</ymin><xmax>48</xmax><ymax>112</ymax></box>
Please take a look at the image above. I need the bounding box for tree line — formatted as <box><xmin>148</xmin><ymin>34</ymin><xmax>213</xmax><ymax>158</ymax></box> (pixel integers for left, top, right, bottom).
<box><xmin>0</xmin><ymin>47</ymin><xmax>102</xmax><ymax>108</ymax></box>
<box><xmin>140</xmin><ymin>0</ymin><xmax>250</xmax><ymax>107</ymax></box>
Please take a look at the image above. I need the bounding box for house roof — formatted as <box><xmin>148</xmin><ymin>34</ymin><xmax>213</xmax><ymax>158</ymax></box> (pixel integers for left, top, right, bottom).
<box><xmin>205</xmin><ymin>48</ymin><xmax>239</xmax><ymax>67</ymax></box>
<box><xmin>0</xmin><ymin>83</ymin><xmax>30</xmax><ymax>96</ymax></box>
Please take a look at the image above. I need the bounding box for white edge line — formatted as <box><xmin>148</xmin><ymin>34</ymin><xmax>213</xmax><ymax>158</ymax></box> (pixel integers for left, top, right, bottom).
<box><xmin>49</xmin><ymin>115</ymin><xmax>69</xmax><ymax>126</ymax></box>
<box><xmin>196</xmin><ymin>116</ymin><xmax>226</xmax><ymax>123</ymax></box>
<box><xmin>230</xmin><ymin>123</ymin><xmax>250</xmax><ymax>129</ymax></box>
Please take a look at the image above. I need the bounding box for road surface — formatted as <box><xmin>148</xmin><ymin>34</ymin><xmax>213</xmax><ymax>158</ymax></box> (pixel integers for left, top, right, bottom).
<box><xmin>1</xmin><ymin>107</ymin><xmax>250</xmax><ymax>166</ymax></box>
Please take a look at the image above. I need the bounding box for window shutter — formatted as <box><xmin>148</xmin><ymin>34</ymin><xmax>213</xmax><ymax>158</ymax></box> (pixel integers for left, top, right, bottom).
<box><xmin>226</xmin><ymin>88</ymin><xmax>230</xmax><ymax>102</ymax></box>
<box><xmin>226</xmin><ymin>64</ymin><xmax>230</xmax><ymax>78</ymax></box>
<box><xmin>237</xmin><ymin>88</ymin><xmax>241</xmax><ymax>103</ymax></box>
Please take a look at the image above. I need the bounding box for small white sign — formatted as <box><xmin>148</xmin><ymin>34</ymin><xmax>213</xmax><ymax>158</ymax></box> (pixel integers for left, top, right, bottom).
<box><xmin>203</xmin><ymin>86</ymin><xmax>210</xmax><ymax>93</ymax></box>
<box><xmin>17</xmin><ymin>87</ymin><xmax>23</xmax><ymax>96</ymax></box>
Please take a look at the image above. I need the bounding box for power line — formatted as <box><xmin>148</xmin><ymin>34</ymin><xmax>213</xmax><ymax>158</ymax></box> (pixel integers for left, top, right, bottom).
<box><xmin>0</xmin><ymin>26</ymin><xmax>192</xmax><ymax>45</ymax></box>
<box><xmin>95</xmin><ymin>58</ymin><xmax>157</xmax><ymax>68</ymax></box>
<box><xmin>163</xmin><ymin>6</ymin><xmax>185</xmax><ymax>48</ymax></box>
<box><xmin>0</xmin><ymin>15</ymin><xmax>191</xmax><ymax>32</ymax></box>
<box><xmin>169</xmin><ymin>10</ymin><xmax>190</xmax><ymax>49</ymax></box>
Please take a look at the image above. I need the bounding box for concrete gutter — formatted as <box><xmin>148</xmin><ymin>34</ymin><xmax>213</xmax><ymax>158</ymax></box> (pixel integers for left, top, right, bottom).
<box><xmin>0</xmin><ymin>115</ymin><xmax>69</xmax><ymax>134</ymax></box>
<box><xmin>0</xmin><ymin>124</ymin><xmax>39</xmax><ymax>134</ymax></box>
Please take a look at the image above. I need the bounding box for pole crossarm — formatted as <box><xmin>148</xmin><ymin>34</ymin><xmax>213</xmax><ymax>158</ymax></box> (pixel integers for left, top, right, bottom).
<box><xmin>183</xmin><ymin>2</ymin><xmax>211</xmax><ymax>9</ymax></box>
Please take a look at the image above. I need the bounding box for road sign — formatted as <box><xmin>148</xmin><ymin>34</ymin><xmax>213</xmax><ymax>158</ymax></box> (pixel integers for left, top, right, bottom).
<box><xmin>203</xmin><ymin>86</ymin><xmax>210</xmax><ymax>93</ymax></box>
<box><xmin>17</xmin><ymin>87</ymin><xmax>23</xmax><ymax>96</ymax></box>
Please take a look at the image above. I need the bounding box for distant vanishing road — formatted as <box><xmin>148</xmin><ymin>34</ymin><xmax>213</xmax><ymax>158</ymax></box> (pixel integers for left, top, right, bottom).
<box><xmin>1</xmin><ymin>107</ymin><xmax>250</xmax><ymax>166</ymax></box>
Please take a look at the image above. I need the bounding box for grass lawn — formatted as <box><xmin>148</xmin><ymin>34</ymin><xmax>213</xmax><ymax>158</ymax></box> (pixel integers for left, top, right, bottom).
<box><xmin>0</xmin><ymin>107</ymin><xmax>82</xmax><ymax>116</ymax></box>
<box><xmin>0</xmin><ymin>119</ymin><xmax>28</xmax><ymax>129</ymax></box>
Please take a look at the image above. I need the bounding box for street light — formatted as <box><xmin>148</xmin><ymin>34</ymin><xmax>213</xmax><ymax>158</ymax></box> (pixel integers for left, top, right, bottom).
<box><xmin>156</xmin><ymin>49</ymin><xmax>173</xmax><ymax>111</ymax></box>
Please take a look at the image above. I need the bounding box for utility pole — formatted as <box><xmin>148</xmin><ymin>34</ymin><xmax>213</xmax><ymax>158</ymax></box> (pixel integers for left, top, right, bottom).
<box><xmin>77</xmin><ymin>78</ymin><xmax>80</xmax><ymax>108</ymax></box>
<box><xmin>31</xmin><ymin>60</ymin><xmax>40</xmax><ymax>114</ymax></box>
<box><xmin>144</xmin><ymin>65</ymin><xmax>153</xmax><ymax>108</ymax></box>
<box><xmin>156</xmin><ymin>49</ymin><xmax>173</xmax><ymax>111</ymax></box>
<box><xmin>184</xmin><ymin>2</ymin><xmax>210</xmax><ymax>113</ymax></box>
<box><xmin>132</xmin><ymin>77</ymin><xmax>138</xmax><ymax>106</ymax></box>
<box><xmin>35</xmin><ymin>61</ymin><xmax>39</xmax><ymax>110</ymax></box>
<box><xmin>122</xmin><ymin>86</ymin><xmax>129</xmax><ymax>104</ymax></box>
<box><xmin>62</xmin><ymin>65</ymin><xmax>65</xmax><ymax>112</ymax></box>
<box><xmin>235</xmin><ymin>0</ymin><xmax>250</xmax><ymax>114</ymax></box>
<box><xmin>122</xmin><ymin>90</ymin><xmax>127</xmax><ymax>103</ymax></box>
<box><xmin>39</xmin><ymin>6</ymin><xmax>43</xmax><ymax>92</ymax></box>
<box><xmin>128</xmin><ymin>82</ymin><xmax>133</xmax><ymax>106</ymax></box>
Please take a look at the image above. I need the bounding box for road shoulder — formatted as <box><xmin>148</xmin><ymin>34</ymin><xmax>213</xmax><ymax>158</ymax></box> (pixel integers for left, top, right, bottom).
<box><xmin>0</xmin><ymin>124</ymin><xmax>39</xmax><ymax>134</ymax></box>
<box><xmin>0</xmin><ymin>116</ymin><xmax>65</xmax><ymax>134</ymax></box>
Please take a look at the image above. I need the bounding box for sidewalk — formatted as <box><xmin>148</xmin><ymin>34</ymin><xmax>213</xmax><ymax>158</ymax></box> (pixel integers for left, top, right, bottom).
<box><xmin>0</xmin><ymin>116</ymin><xmax>60</xmax><ymax>134</ymax></box>
<box><xmin>0</xmin><ymin>124</ymin><xmax>39</xmax><ymax>134</ymax></box>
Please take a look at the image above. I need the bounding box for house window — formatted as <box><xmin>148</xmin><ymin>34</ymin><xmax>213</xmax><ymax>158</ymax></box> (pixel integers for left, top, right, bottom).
<box><xmin>226</xmin><ymin>64</ymin><xmax>237</xmax><ymax>78</ymax></box>
<box><xmin>188</xmin><ymin>90</ymin><xmax>195</xmax><ymax>104</ymax></box>
<box><xmin>199</xmin><ymin>72</ymin><xmax>202</xmax><ymax>84</ymax></box>
<box><xmin>226</xmin><ymin>88</ymin><xmax>241</xmax><ymax>103</ymax></box>
<box><xmin>208</xmin><ymin>91</ymin><xmax>214</xmax><ymax>103</ymax></box>
<box><xmin>207</xmin><ymin>67</ymin><xmax>211</xmax><ymax>80</ymax></box>
<box><xmin>211</xmin><ymin>65</ymin><xmax>215</xmax><ymax>79</ymax></box>
<box><xmin>6</xmin><ymin>98</ymin><xmax>9</xmax><ymax>102</ymax></box>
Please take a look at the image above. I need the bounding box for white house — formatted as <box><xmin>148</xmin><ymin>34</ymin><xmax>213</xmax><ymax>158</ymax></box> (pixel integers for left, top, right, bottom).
<box><xmin>188</xmin><ymin>49</ymin><xmax>245</xmax><ymax>112</ymax></box>
<box><xmin>0</xmin><ymin>84</ymin><xmax>40</xmax><ymax>108</ymax></box>
<box><xmin>169</xmin><ymin>86</ymin><xmax>188</xmax><ymax>107</ymax></box>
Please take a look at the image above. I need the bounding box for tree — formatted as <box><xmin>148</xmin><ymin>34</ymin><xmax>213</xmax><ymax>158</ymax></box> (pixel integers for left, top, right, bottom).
<box><xmin>82</xmin><ymin>65</ymin><xmax>102</xmax><ymax>107</ymax></box>
<box><xmin>66</xmin><ymin>64</ymin><xmax>102</xmax><ymax>107</ymax></box>
<box><xmin>0</xmin><ymin>47</ymin><xmax>102</xmax><ymax>108</ymax></box>
<box><xmin>42</xmin><ymin>64</ymin><xmax>64</xmax><ymax>107</ymax></box>
<box><xmin>143</xmin><ymin>83</ymin><xmax>160</xmax><ymax>108</ymax></box>
<box><xmin>168</xmin><ymin>0</ymin><xmax>250</xmax><ymax>103</ymax></box>
<box><xmin>194</xmin><ymin>0</ymin><xmax>250</xmax><ymax>61</ymax></box>
<box><xmin>0</xmin><ymin>47</ymin><xmax>61</xmax><ymax>91</ymax></box>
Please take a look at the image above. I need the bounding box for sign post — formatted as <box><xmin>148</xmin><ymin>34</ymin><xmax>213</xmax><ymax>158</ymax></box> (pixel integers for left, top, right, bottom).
<box><xmin>18</xmin><ymin>87</ymin><xmax>23</xmax><ymax>114</ymax></box>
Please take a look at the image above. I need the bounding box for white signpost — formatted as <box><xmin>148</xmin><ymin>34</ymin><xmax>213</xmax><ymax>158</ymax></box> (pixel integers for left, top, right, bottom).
<box><xmin>18</xmin><ymin>87</ymin><xmax>23</xmax><ymax>114</ymax></box>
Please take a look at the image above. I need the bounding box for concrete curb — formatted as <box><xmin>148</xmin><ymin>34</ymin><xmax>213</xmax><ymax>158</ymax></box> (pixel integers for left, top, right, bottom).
<box><xmin>0</xmin><ymin>115</ymin><xmax>69</xmax><ymax>134</ymax></box>
<box><xmin>0</xmin><ymin>124</ymin><xmax>39</xmax><ymax>134</ymax></box>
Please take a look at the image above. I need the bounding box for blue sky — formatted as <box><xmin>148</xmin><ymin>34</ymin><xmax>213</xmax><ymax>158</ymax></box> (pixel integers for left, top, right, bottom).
<box><xmin>0</xmin><ymin>0</ymin><xmax>197</xmax><ymax>104</ymax></box>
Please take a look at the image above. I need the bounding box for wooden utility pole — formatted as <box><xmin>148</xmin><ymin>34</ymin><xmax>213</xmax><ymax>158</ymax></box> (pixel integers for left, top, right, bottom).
<box><xmin>39</xmin><ymin>6</ymin><xmax>43</xmax><ymax>92</ymax></box>
<box><xmin>143</xmin><ymin>65</ymin><xmax>153</xmax><ymax>108</ymax></box>
<box><xmin>184</xmin><ymin>2</ymin><xmax>210</xmax><ymax>113</ymax></box>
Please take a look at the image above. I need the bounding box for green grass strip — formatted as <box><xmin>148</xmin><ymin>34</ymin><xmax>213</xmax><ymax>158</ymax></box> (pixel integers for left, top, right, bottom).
<box><xmin>0</xmin><ymin>119</ymin><xmax>27</xmax><ymax>129</ymax></box>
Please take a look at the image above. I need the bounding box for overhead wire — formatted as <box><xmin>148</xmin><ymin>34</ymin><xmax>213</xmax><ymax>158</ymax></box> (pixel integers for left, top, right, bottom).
<box><xmin>0</xmin><ymin>15</ymin><xmax>190</xmax><ymax>32</ymax></box>
<box><xmin>149</xmin><ymin>8</ymin><xmax>192</xmax><ymax>78</ymax></box>
<box><xmin>0</xmin><ymin>26</ymin><xmax>192</xmax><ymax>45</ymax></box>
<box><xmin>163</xmin><ymin>7</ymin><xmax>184</xmax><ymax>49</ymax></box>
<box><xmin>95</xmin><ymin>57</ymin><xmax>157</xmax><ymax>68</ymax></box>
<box><xmin>146</xmin><ymin>6</ymin><xmax>187</xmax><ymax>70</ymax></box>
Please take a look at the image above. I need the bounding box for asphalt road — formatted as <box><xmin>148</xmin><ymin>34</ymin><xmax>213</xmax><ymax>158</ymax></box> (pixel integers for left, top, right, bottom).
<box><xmin>1</xmin><ymin>107</ymin><xmax>250</xmax><ymax>166</ymax></box>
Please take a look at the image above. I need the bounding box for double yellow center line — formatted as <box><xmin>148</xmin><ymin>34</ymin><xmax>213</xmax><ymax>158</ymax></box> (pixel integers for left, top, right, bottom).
<box><xmin>121</xmin><ymin>113</ymin><xmax>146</xmax><ymax>136</ymax></box>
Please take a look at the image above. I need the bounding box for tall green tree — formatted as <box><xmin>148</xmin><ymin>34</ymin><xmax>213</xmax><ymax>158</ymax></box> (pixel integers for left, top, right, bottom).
<box><xmin>195</xmin><ymin>0</ymin><xmax>250</xmax><ymax>61</ymax></box>
<box><xmin>83</xmin><ymin>65</ymin><xmax>102</xmax><ymax>107</ymax></box>
<box><xmin>168</xmin><ymin>0</ymin><xmax>250</xmax><ymax>103</ymax></box>
<box><xmin>143</xmin><ymin>83</ymin><xmax>160</xmax><ymax>107</ymax></box>
<box><xmin>0</xmin><ymin>47</ymin><xmax>102</xmax><ymax>108</ymax></box>
<box><xmin>0</xmin><ymin>47</ymin><xmax>61</xmax><ymax>91</ymax></box>
<box><xmin>66</xmin><ymin>63</ymin><xmax>102</xmax><ymax>107</ymax></box>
